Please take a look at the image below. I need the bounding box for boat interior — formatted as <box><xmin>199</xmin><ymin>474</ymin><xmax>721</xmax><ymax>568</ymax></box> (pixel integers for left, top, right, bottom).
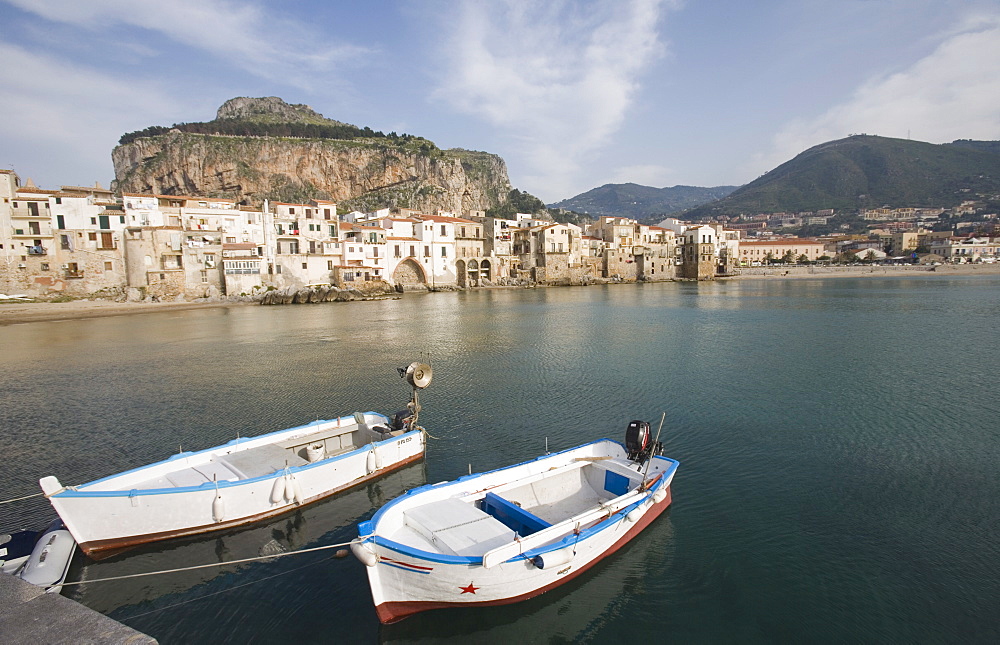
<box><xmin>99</xmin><ymin>413</ymin><xmax>402</xmax><ymax>492</ymax></box>
<box><xmin>398</xmin><ymin>458</ymin><xmax>648</xmax><ymax>557</ymax></box>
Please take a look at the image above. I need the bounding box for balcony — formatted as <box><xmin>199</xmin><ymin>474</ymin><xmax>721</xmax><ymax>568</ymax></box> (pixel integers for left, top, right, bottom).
<box><xmin>65</xmin><ymin>270</ymin><xmax>84</xmax><ymax>279</ymax></box>
<box><xmin>27</xmin><ymin>246</ymin><xmax>47</xmax><ymax>256</ymax></box>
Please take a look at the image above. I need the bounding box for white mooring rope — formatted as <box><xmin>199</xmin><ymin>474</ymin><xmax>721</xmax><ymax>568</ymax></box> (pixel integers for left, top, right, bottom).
<box><xmin>58</xmin><ymin>537</ymin><xmax>367</xmax><ymax>587</ymax></box>
<box><xmin>0</xmin><ymin>492</ymin><xmax>44</xmax><ymax>505</ymax></box>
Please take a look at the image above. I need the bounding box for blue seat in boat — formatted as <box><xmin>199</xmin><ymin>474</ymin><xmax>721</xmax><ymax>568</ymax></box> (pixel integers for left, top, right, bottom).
<box><xmin>482</xmin><ymin>492</ymin><xmax>552</xmax><ymax>537</ymax></box>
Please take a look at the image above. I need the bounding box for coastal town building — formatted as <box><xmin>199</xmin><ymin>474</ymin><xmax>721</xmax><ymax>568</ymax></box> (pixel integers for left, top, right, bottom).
<box><xmin>2</xmin><ymin>169</ymin><xmax>805</xmax><ymax>298</ymax></box>
<box><xmin>738</xmin><ymin>238</ymin><xmax>827</xmax><ymax>265</ymax></box>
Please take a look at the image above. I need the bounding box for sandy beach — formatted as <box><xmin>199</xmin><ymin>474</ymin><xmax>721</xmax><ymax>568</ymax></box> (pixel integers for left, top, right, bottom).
<box><xmin>727</xmin><ymin>263</ymin><xmax>1000</xmax><ymax>280</ymax></box>
<box><xmin>0</xmin><ymin>299</ymin><xmax>247</xmax><ymax>326</ymax></box>
<box><xmin>2</xmin><ymin>263</ymin><xmax>997</xmax><ymax>325</ymax></box>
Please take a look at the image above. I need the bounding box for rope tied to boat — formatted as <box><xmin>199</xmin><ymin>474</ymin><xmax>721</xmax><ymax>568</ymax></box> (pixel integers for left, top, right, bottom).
<box><xmin>0</xmin><ymin>491</ymin><xmax>44</xmax><ymax>504</ymax></box>
<box><xmin>56</xmin><ymin>537</ymin><xmax>367</xmax><ymax>587</ymax></box>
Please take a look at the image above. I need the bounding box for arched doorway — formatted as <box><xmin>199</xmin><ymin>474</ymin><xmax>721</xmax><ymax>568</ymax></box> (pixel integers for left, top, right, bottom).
<box><xmin>467</xmin><ymin>259</ymin><xmax>479</xmax><ymax>287</ymax></box>
<box><xmin>455</xmin><ymin>259</ymin><xmax>467</xmax><ymax>288</ymax></box>
<box><xmin>480</xmin><ymin>259</ymin><xmax>492</xmax><ymax>282</ymax></box>
<box><xmin>392</xmin><ymin>258</ymin><xmax>427</xmax><ymax>289</ymax></box>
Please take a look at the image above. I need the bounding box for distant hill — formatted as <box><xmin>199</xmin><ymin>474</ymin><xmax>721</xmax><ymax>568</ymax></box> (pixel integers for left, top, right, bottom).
<box><xmin>549</xmin><ymin>183</ymin><xmax>738</xmax><ymax>220</ymax></box>
<box><xmin>683</xmin><ymin>135</ymin><xmax>1000</xmax><ymax>219</ymax></box>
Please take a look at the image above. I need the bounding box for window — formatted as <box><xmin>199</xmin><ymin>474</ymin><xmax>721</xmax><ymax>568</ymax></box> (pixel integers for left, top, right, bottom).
<box><xmin>461</xmin><ymin>227</ymin><xmax>466</xmax><ymax>237</ymax></box>
<box><xmin>91</xmin><ymin>217</ymin><xmax>97</xmax><ymax>225</ymax></box>
<box><xmin>324</xmin><ymin>208</ymin><xmax>331</xmax><ymax>220</ymax></box>
<box><xmin>440</xmin><ymin>225</ymin><xmax>447</xmax><ymax>236</ymax></box>
<box><xmin>289</xmin><ymin>207</ymin><xmax>295</xmax><ymax>215</ymax></box>
<box><xmin>306</xmin><ymin>208</ymin><xmax>313</xmax><ymax>218</ymax></box>
<box><xmin>41</xmin><ymin>263</ymin><xmax>49</xmax><ymax>271</ymax></box>
<box><xmin>328</xmin><ymin>261</ymin><xmax>333</xmax><ymax>270</ymax></box>
<box><xmin>302</xmin><ymin>262</ymin><xmax>307</xmax><ymax>269</ymax></box>
<box><xmin>54</xmin><ymin>197</ymin><xmax>61</xmax><ymax>205</ymax></box>
<box><xmin>395</xmin><ymin>245</ymin><xmax>401</xmax><ymax>258</ymax></box>
<box><xmin>410</xmin><ymin>245</ymin><xmax>415</xmax><ymax>257</ymax></box>
<box><xmin>200</xmin><ymin>270</ymin><xmax>208</xmax><ymax>283</ymax></box>
<box><xmin>424</xmin><ymin>246</ymin><xmax>430</xmax><ymax>257</ymax></box>
<box><xmin>441</xmin><ymin>246</ymin><xmax>447</xmax><ymax>257</ymax></box>
<box><xmin>88</xmin><ymin>232</ymin><xmax>97</xmax><ymax>241</ymax></box>
<box><xmin>373</xmin><ymin>247</ymin><xmax>379</xmax><ymax>257</ymax></box>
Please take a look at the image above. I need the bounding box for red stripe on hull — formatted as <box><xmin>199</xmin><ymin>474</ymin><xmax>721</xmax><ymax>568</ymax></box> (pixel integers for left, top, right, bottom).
<box><xmin>374</xmin><ymin>485</ymin><xmax>673</xmax><ymax>624</ymax></box>
<box><xmin>78</xmin><ymin>450</ymin><xmax>425</xmax><ymax>559</ymax></box>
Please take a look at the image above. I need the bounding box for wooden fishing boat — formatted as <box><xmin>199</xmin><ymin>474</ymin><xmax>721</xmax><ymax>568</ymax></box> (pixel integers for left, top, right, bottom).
<box><xmin>40</xmin><ymin>363</ymin><xmax>432</xmax><ymax>556</ymax></box>
<box><xmin>352</xmin><ymin>420</ymin><xmax>679</xmax><ymax>623</ymax></box>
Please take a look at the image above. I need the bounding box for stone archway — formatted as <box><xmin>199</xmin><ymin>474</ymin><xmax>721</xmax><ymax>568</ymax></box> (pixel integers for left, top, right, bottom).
<box><xmin>392</xmin><ymin>258</ymin><xmax>427</xmax><ymax>289</ymax></box>
<box><xmin>467</xmin><ymin>259</ymin><xmax>480</xmax><ymax>286</ymax></box>
<box><xmin>480</xmin><ymin>259</ymin><xmax>492</xmax><ymax>282</ymax></box>
<box><xmin>456</xmin><ymin>259</ymin><xmax>467</xmax><ymax>288</ymax></box>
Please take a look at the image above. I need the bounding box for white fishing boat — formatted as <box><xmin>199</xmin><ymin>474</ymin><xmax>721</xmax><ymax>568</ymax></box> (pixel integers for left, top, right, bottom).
<box><xmin>40</xmin><ymin>363</ymin><xmax>433</xmax><ymax>556</ymax></box>
<box><xmin>352</xmin><ymin>419</ymin><xmax>679</xmax><ymax>623</ymax></box>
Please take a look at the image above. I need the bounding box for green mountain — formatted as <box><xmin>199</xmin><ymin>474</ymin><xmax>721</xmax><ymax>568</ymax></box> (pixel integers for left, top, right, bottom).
<box><xmin>549</xmin><ymin>183</ymin><xmax>738</xmax><ymax>220</ymax></box>
<box><xmin>683</xmin><ymin>135</ymin><xmax>1000</xmax><ymax>218</ymax></box>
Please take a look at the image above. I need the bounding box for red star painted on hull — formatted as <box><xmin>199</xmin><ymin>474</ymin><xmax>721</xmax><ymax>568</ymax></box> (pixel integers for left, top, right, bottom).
<box><xmin>459</xmin><ymin>582</ymin><xmax>479</xmax><ymax>594</ymax></box>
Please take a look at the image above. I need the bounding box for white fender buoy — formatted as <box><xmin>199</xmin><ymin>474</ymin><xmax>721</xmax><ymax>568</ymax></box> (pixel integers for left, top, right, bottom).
<box><xmin>270</xmin><ymin>476</ymin><xmax>286</xmax><ymax>504</ymax></box>
<box><xmin>625</xmin><ymin>506</ymin><xmax>644</xmax><ymax>523</ymax></box>
<box><xmin>351</xmin><ymin>541</ymin><xmax>378</xmax><ymax>567</ymax></box>
<box><xmin>212</xmin><ymin>493</ymin><xmax>225</xmax><ymax>522</ymax></box>
<box><xmin>284</xmin><ymin>474</ymin><xmax>296</xmax><ymax>502</ymax></box>
<box><xmin>652</xmin><ymin>487</ymin><xmax>667</xmax><ymax>504</ymax></box>
<box><xmin>531</xmin><ymin>547</ymin><xmax>574</xmax><ymax>570</ymax></box>
<box><xmin>291</xmin><ymin>475</ymin><xmax>304</xmax><ymax>505</ymax></box>
<box><xmin>366</xmin><ymin>449</ymin><xmax>376</xmax><ymax>475</ymax></box>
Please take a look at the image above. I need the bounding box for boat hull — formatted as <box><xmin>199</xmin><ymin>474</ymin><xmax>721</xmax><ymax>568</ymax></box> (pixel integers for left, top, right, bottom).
<box><xmin>77</xmin><ymin>450</ymin><xmax>424</xmax><ymax>555</ymax></box>
<box><xmin>43</xmin><ymin>416</ymin><xmax>425</xmax><ymax>556</ymax></box>
<box><xmin>374</xmin><ymin>485</ymin><xmax>671</xmax><ymax>623</ymax></box>
<box><xmin>354</xmin><ymin>439</ymin><xmax>678</xmax><ymax>623</ymax></box>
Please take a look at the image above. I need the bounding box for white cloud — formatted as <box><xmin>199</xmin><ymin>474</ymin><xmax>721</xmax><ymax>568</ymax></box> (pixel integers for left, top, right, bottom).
<box><xmin>610</xmin><ymin>164</ymin><xmax>675</xmax><ymax>186</ymax></box>
<box><xmin>3</xmin><ymin>0</ymin><xmax>368</xmax><ymax>90</ymax></box>
<box><xmin>749</xmin><ymin>12</ymin><xmax>1000</xmax><ymax>178</ymax></box>
<box><xmin>0</xmin><ymin>43</ymin><xmax>182</xmax><ymax>185</ymax></box>
<box><xmin>433</xmin><ymin>0</ymin><xmax>676</xmax><ymax>201</ymax></box>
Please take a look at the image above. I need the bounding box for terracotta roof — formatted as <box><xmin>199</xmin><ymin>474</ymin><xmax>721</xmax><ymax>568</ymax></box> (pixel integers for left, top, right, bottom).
<box><xmin>223</xmin><ymin>243</ymin><xmax>258</xmax><ymax>250</ymax></box>
<box><xmin>386</xmin><ymin>236</ymin><xmax>419</xmax><ymax>241</ymax></box>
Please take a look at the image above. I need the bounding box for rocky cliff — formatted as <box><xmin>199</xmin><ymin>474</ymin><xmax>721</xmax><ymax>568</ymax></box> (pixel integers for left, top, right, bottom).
<box><xmin>111</xmin><ymin>98</ymin><xmax>512</xmax><ymax>213</ymax></box>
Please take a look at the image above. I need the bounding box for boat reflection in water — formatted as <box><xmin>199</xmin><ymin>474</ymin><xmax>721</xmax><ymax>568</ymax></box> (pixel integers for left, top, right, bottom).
<box><xmin>64</xmin><ymin>462</ymin><xmax>427</xmax><ymax>620</ymax></box>
<box><xmin>380</xmin><ymin>512</ymin><xmax>676</xmax><ymax>643</ymax></box>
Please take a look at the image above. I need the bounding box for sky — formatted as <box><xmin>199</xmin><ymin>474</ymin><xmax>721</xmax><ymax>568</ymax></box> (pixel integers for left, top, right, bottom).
<box><xmin>1</xmin><ymin>0</ymin><xmax>998</xmax><ymax>204</ymax></box>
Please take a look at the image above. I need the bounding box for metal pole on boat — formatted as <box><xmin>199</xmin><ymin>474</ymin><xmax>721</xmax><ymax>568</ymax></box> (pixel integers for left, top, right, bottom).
<box><xmin>641</xmin><ymin>412</ymin><xmax>666</xmax><ymax>487</ymax></box>
<box><xmin>399</xmin><ymin>362</ymin><xmax>433</xmax><ymax>432</ymax></box>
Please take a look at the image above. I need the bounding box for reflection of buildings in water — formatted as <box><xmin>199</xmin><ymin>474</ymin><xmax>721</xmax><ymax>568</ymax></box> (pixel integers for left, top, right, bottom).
<box><xmin>380</xmin><ymin>512</ymin><xmax>676</xmax><ymax>644</ymax></box>
<box><xmin>66</xmin><ymin>462</ymin><xmax>427</xmax><ymax>616</ymax></box>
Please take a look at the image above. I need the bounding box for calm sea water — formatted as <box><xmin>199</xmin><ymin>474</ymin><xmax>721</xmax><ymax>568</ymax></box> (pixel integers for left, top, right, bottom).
<box><xmin>2</xmin><ymin>276</ymin><xmax>999</xmax><ymax>643</ymax></box>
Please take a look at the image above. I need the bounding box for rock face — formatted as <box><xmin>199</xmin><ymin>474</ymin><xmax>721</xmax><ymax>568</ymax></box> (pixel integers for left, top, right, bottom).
<box><xmin>111</xmin><ymin>98</ymin><xmax>512</xmax><ymax>213</ymax></box>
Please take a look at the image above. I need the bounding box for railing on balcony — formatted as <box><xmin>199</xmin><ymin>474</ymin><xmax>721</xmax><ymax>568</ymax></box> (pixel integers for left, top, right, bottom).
<box><xmin>65</xmin><ymin>270</ymin><xmax>84</xmax><ymax>279</ymax></box>
<box><xmin>27</xmin><ymin>246</ymin><xmax>47</xmax><ymax>255</ymax></box>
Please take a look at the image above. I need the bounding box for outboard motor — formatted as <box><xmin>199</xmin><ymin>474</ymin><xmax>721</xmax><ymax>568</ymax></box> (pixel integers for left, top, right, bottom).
<box><xmin>625</xmin><ymin>419</ymin><xmax>663</xmax><ymax>463</ymax></box>
<box><xmin>625</xmin><ymin>420</ymin><xmax>650</xmax><ymax>460</ymax></box>
<box><xmin>390</xmin><ymin>409</ymin><xmax>414</xmax><ymax>432</ymax></box>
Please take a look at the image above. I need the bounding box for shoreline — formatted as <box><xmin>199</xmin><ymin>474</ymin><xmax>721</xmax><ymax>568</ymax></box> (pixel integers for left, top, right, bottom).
<box><xmin>725</xmin><ymin>263</ymin><xmax>1000</xmax><ymax>280</ymax></box>
<box><xmin>0</xmin><ymin>299</ymin><xmax>248</xmax><ymax>326</ymax></box>
<box><xmin>3</xmin><ymin>264</ymin><xmax>998</xmax><ymax>325</ymax></box>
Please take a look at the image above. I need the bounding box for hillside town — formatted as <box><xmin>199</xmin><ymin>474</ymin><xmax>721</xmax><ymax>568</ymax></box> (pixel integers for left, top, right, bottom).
<box><xmin>2</xmin><ymin>168</ymin><xmax>999</xmax><ymax>301</ymax></box>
